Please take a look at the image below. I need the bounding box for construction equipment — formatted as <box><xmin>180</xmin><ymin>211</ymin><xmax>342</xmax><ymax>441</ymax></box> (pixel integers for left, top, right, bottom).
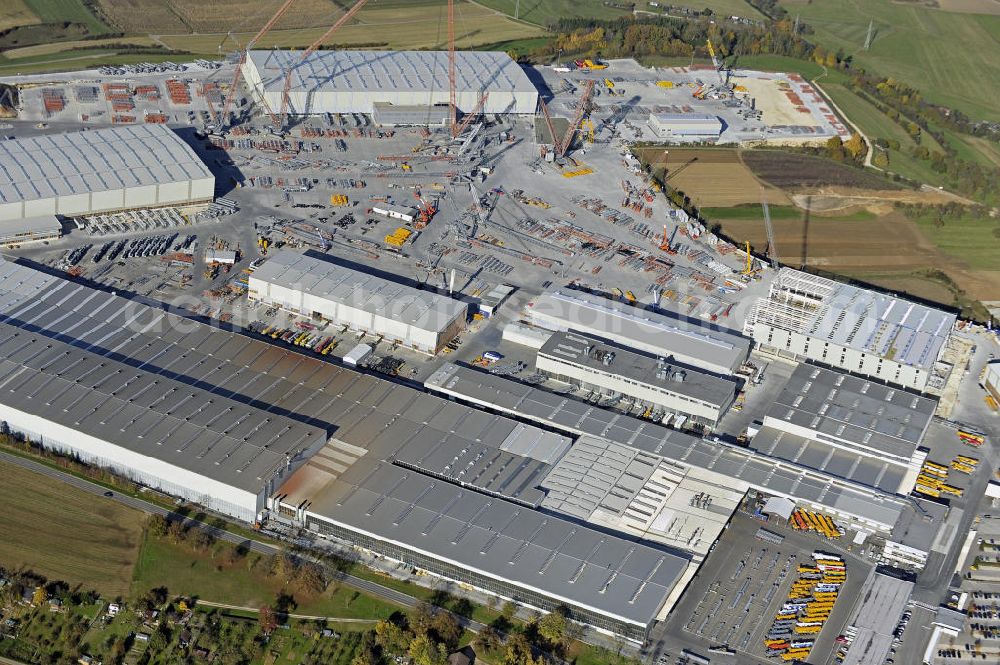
<box><xmin>655</xmin><ymin>80</ymin><xmax>674</xmax><ymax>88</ymax></box>
<box><xmin>761</xmin><ymin>190</ymin><xmax>779</xmax><ymax>268</ymax></box>
<box><xmin>220</xmin><ymin>0</ymin><xmax>300</xmax><ymax>127</ymax></box>
<box><xmin>413</xmin><ymin>192</ymin><xmax>437</xmax><ymax>229</ymax></box>
<box><xmin>537</xmin><ymin>96</ymin><xmax>561</xmax><ymax>157</ymax></box>
<box><xmin>659</xmin><ymin>224</ymin><xmax>678</xmax><ymax>254</ymax></box>
<box><xmin>276</xmin><ymin>0</ymin><xmax>370</xmax><ymax>130</ymax></box>
<box><xmin>575</xmin><ymin>58</ymin><xmax>607</xmax><ymax>70</ymax></box>
<box><xmin>453</xmin><ymin>92</ymin><xmax>490</xmax><ymax>140</ymax></box>
<box><xmin>706</xmin><ymin>39</ymin><xmax>720</xmax><ymax>71</ymax></box>
<box><xmin>448</xmin><ymin>0</ymin><xmax>458</xmax><ymax>135</ymax></box>
<box><xmin>581</xmin><ymin>118</ymin><xmax>595</xmax><ymax>143</ymax></box>
<box><xmin>558</xmin><ymin>79</ymin><xmax>596</xmax><ymax>158</ymax></box>
<box><xmin>742</xmin><ymin>240</ymin><xmax>756</xmax><ymax>275</ymax></box>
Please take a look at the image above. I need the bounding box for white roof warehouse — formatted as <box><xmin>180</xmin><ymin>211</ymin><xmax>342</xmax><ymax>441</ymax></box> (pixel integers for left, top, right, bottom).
<box><xmin>242</xmin><ymin>50</ymin><xmax>539</xmax><ymax>116</ymax></box>
<box><xmin>248</xmin><ymin>250</ymin><xmax>468</xmax><ymax>354</ymax></box>
<box><xmin>0</xmin><ymin>125</ymin><xmax>214</xmax><ymax>222</ymax></box>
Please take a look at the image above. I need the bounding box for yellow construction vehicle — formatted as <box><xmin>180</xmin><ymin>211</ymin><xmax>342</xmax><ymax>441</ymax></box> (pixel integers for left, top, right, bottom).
<box><xmin>330</xmin><ymin>194</ymin><xmax>349</xmax><ymax>206</ymax></box>
<box><xmin>581</xmin><ymin>118</ymin><xmax>595</xmax><ymax>143</ymax></box>
<box><xmin>655</xmin><ymin>80</ymin><xmax>674</xmax><ymax>88</ymax></box>
<box><xmin>604</xmin><ymin>78</ymin><xmax>615</xmax><ymax>89</ymax></box>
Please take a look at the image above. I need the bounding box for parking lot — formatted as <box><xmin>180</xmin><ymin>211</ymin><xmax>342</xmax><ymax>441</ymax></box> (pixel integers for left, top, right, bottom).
<box><xmin>652</xmin><ymin>512</ymin><xmax>871</xmax><ymax>664</ymax></box>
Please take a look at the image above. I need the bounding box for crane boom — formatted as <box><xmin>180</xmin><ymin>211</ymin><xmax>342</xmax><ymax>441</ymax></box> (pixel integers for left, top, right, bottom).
<box><xmin>453</xmin><ymin>92</ymin><xmax>489</xmax><ymax>138</ymax></box>
<box><xmin>537</xmin><ymin>97</ymin><xmax>561</xmax><ymax>156</ymax></box>
<box><xmin>448</xmin><ymin>0</ymin><xmax>458</xmax><ymax>136</ymax></box>
<box><xmin>276</xmin><ymin>0</ymin><xmax>369</xmax><ymax>129</ymax></box>
<box><xmin>558</xmin><ymin>79</ymin><xmax>595</xmax><ymax>157</ymax></box>
<box><xmin>761</xmin><ymin>194</ymin><xmax>779</xmax><ymax>268</ymax></box>
<box><xmin>220</xmin><ymin>0</ymin><xmax>300</xmax><ymax>124</ymax></box>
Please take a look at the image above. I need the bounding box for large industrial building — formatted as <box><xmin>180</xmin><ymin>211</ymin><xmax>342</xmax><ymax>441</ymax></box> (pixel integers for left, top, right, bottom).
<box><xmin>425</xmin><ymin>362</ymin><xmax>915</xmax><ymax>535</ymax></box>
<box><xmin>248</xmin><ymin>250</ymin><xmax>468</xmax><ymax>355</ymax></box>
<box><xmin>745</xmin><ymin>268</ymin><xmax>956</xmax><ymax>391</ymax></box>
<box><xmin>0</xmin><ymin>215</ymin><xmax>61</xmax><ymax>248</ymax></box>
<box><xmin>242</xmin><ymin>50</ymin><xmax>539</xmax><ymax>117</ymax></box>
<box><xmin>536</xmin><ymin>331</ymin><xmax>737</xmax><ymax>427</ymax></box>
<box><xmin>0</xmin><ymin>257</ymin><xmax>689</xmax><ymax>641</ymax></box>
<box><xmin>0</xmin><ymin>124</ymin><xmax>215</xmax><ymax>223</ymax></box>
<box><xmin>0</xmin><ymin>260</ymin><xmax>324</xmax><ymax>521</ymax></box>
<box><xmin>527</xmin><ymin>289</ymin><xmax>752</xmax><ymax>376</ymax></box>
<box><xmin>750</xmin><ymin>363</ymin><xmax>935</xmax><ymax>494</ymax></box>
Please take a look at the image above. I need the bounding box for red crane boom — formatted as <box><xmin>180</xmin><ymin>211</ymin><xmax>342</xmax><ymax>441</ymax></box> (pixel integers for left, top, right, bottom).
<box><xmin>538</xmin><ymin>97</ymin><xmax>561</xmax><ymax>156</ymax></box>
<box><xmin>278</xmin><ymin>0</ymin><xmax>370</xmax><ymax>130</ymax></box>
<box><xmin>448</xmin><ymin>0</ymin><xmax>458</xmax><ymax>136</ymax></box>
<box><xmin>558</xmin><ymin>79</ymin><xmax>595</xmax><ymax>157</ymax></box>
<box><xmin>453</xmin><ymin>92</ymin><xmax>489</xmax><ymax>138</ymax></box>
<box><xmin>220</xmin><ymin>0</ymin><xmax>300</xmax><ymax>125</ymax></box>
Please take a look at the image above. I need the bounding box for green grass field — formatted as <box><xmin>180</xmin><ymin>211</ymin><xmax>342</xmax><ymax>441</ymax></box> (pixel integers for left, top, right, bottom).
<box><xmin>819</xmin><ymin>82</ymin><xmax>954</xmax><ymax>185</ymax></box>
<box><xmin>913</xmin><ymin>213</ymin><xmax>1000</xmax><ymax>271</ymax></box>
<box><xmin>780</xmin><ymin>0</ymin><xmax>1000</xmax><ymax>120</ymax></box>
<box><xmin>0</xmin><ymin>0</ymin><xmax>40</xmax><ymax>31</ymax></box>
<box><xmin>0</xmin><ymin>460</ymin><xmax>145</xmax><ymax>597</ymax></box>
<box><xmin>476</xmin><ymin>0</ymin><xmax>633</xmax><ymax>26</ymax></box>
<box><xmin>132</xmin><ymin>532</ymin><xmax>401</xmax><ymax>619</ymax></box>
<box><xmin>479</xmin><ymin>0</ymin><xmax>764</xmax><ymax>25</ymax></box>
<box><xmin>24</xmin><ymin>0</ymin><xmax>109</xmax><ymax>33</ymax></box>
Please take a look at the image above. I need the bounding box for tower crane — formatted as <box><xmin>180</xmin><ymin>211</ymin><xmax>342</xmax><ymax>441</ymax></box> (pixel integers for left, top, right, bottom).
<box><xmin>557</xmin><ymin>79</ymin><xmax>596</xmax><ymax>158</ymax></box>
<box><xmin>220</xmin><ymin>0</ymin><xmax>300</xmax><ymax>128</ymax></box>
<box><xmin>445</xmin><ymin>0</ymin><xmax>488</xmax><ymax>138</ymax></box>
<box><xmin>537</xmin><ymin>96</ymin><xmax>561</xmax><ymax>156</ymax></box>
<box><xmin>761</xmin><ymin>190</ymin><xmax>779</xmax><ymax>269</ymax></box>
<box><xmin>705</xmin><ymin>39</ymin><xmax>730</xmax><ymax>91</ymax></box>
<box><xmin>448</xmin><ymin>0</ymin><xmax>458</xmax><ymax>136</ymax></box>
<box><xmin>277</xmin><ymin>0</ymin><xmax>370</xmax><ymax>130</ymax></box>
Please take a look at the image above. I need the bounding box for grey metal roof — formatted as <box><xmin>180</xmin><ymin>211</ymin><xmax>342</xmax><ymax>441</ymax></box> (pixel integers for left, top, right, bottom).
<box><xmin>425</xmin><ymin>363</ymin><xmax>909</xmax><ymax>530</ymax></box>
<box><xmin>766</xmin><ymin>363</ymin><xmax>934</xmax><ymax>463</ymax></box>
<box><xmin>0</xmin><ymin>259</ymin><xmax>689</xmax><ymax>628</ymax></box>
<box><xmin>540</xmin><ymin>437</ymin><xmax>660</xmax><ymax>519</ymax></box>
<box><xmin>750</xmin><ymin>426</ymin><xmax>906</xmax><ymax>493</ymax></box>
<box><xmin>0</xmin><ymin>125</ymin><xmax>213</xmax><ymax>205</ymax></box>
<box><xmin>539</xmin><ymin>331</ymin><xmax>738</xmax><ymax>408</ymax></box>
<box><xmin>650</xmin><ymin>114</ymin><xmax>721</xmax><ymax>124</ymax></box>
<box><xmin>392</xmin><ymin>433</ymin><xmax>551</xmax><ymax>507</ymax></box>
<box><xmin>250</xmin><ymin>251</ymin><xmax>468</xmax><ymax>334</ymax></box>
<box><xmin>888</xmin><ymin>497</ymin><xmax>947</xmax><ymax>551</ymax></box>
<box><xmin>757</xmin><ymin>269</ymin><xmax>955</xmax><ymax>371</ymax></box>
<box><xmin>248</xmin><ymin>50</ymin><xmax>537</xmax><ymax>95</ymax></box>
<box><xmin>841</xmin><ymin>570</ymin><xmax>914</xmax><ymax>665</ymax></box>
<box><xmin>304</xmin><ymin>461</ymin><xmax>686</xmax><ymax>627</ymax></box>
<box><xmin>0</xmin><ymin>320</ymin><xmax>324</xmax><ymax>493</ymax></box>
<box><xmin>528</xmin><ymin>290</ymin><xmax>751</xmax><ymax>374</ymax></box>
<box><xmin>0</xmin><ymin>215</ymin><xmax>61</xmax><ymax>239</ymax></box>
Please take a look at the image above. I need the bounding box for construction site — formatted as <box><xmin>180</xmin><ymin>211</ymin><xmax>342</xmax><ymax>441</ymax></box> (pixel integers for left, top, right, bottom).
<box><xmin>0</xmin><ymin>1</ymin><xmax>999</xmax><ymax>664</ymax></box>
